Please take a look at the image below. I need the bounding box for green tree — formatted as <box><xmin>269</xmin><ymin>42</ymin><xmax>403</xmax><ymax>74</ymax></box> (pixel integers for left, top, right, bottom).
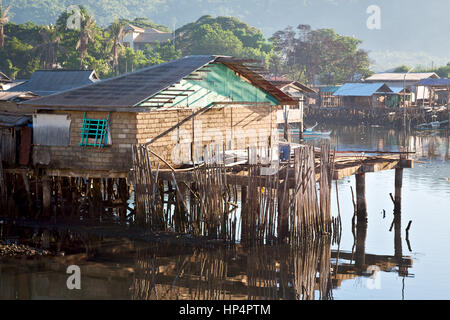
<box><xmin>0</xmin><ymin>36</ymin><xmax>39</xmax><ymax>78</ymax></box>
<box><xmin>393</xmin><ymin>65</ymin><xmax>411</xmax><ymax>73</ymax></box>
<box><xmin>128</xmin><ymin>17</ymin><xmax>171</xmax><ymax>33</ymax></box>
<box><xmin>108</xmin><ymin>19</ymin><xmax>131</xmax><ymax>75</ymax></box>
<box><xmin>175</xmin><ymin>15</ymin><xmax>272</xmax><ymax>62</ymax></box>
<box><xmin>34</xmin><ymin>25</ymin><xmax>62</xmax><ymax>69</ymax></box>
<box><xmin>75</xmin><ymin>6</ymin><xmax>96</xmax><ymax>69</ymax></box>
<box><xmin>143</xmin><ymin>41</ymin><xmax>181</xmax><ymax>65</ymax></box>
<box><xmin>118</xmin><ymin>47</ymin><xmax>149</xmax><ymax>74</ymax></box>
<box><xmin>271</xmin><ymin>25</ymin><xmax>372</xmax><ymax>84</ymax></box>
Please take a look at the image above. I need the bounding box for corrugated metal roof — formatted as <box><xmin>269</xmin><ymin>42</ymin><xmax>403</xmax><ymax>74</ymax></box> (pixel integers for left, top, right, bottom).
<box><xmin>124</xmin><ymin>24</ymin><xmax>146</xmax><ymax>33</ymax></box>
<box><xmin>0</xmin><ymin>91</ymin><xmax>39</xmax><ymax>101</ymax></box>
<box><xmin>389</xmin><ymin>87</ymin><xmax>410</xmax><ymax>94</ymax></box>
<box><xmin>7</xmin><ymin>70</ymin><xmax>99</xmax><ymax>96</ymax></box>
<box><xmin>365</xmin><ymin>72</ymin><xmax>439</xmax><ymax>82</ymax></box>
<box><xmin>417</xmin><ymin>78</ymin><xmax>450</xmax><ymax>86</ymax></box>
<box><xmin>333</xmin><ymin>83</ymin><xmax>393</xmax><ymax>97</ymax></box>
<box><xmin>0</xmin><ymin>113</ymin><xmax>31</xmax><ymax>127</ymax></box>
<box><xmin>269</xmin><ymin>80</ymin><xmax>317</xmax><ymax>94</ymax></box>
<box><xmin>22</xmin><ymin>55</ymin><xmax>296</xmax><ymax>110</ymax></box>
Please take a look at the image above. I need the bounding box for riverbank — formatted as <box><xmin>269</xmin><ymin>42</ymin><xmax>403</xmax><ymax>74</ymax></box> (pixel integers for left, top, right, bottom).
<box><xmin>0</xmin><ymin>240</ymin><xmax>51</xmax><ymax>257</ymax></box>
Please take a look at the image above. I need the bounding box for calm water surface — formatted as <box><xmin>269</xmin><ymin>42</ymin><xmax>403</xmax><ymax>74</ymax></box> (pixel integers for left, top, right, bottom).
<box><xmin>0</xmin><ymin>125</ymin><xmax>448</xmax><ymax>300</ymax></box>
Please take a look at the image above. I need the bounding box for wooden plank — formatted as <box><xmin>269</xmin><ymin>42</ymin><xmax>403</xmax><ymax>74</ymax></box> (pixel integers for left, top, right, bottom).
<box><xmin>43</xmin><ymin>169</ymin><xmax>128</xmax><ymax>179</ymax></box>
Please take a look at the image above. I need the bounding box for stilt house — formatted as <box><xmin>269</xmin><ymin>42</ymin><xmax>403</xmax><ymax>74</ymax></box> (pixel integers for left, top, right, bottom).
<box><xmin>19</xmin><ymin>56</ymin><xmax>296</xmax><ymax>178</ymax></box>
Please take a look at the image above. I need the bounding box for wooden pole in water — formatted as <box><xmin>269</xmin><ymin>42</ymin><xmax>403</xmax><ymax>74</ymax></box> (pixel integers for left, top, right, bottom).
<box><xmin>355</xmin><ymin>215</ymin><xmax>367</xmax><ymax>269</ymax></box>
<box><xmin>394</xmin><ymin>167</ymin><xmax>403</xmax><ymax>259</ymax></box>
<box><xmin>355</xmin><ymin>173</ymin><xmax>367</xmax><ymax>222</ymax></box>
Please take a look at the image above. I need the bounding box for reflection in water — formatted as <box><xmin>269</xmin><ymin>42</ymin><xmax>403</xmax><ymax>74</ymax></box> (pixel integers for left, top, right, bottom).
<box><xmin>0</xmin><ymin>227</ymin><xmax>337</xmax><ymax>300</ymax></box>
<box><xmin>129</xmin><ymin>238</ymin><xmax>335</xmax><ymax>300</ymax></box>
<box><xmin>0</xmin><ymin>223</ymin><xmax>414</xmax><ymax>300</ymax></box>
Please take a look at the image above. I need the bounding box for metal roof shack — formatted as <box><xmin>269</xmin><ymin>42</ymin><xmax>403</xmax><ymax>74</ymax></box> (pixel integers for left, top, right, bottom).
<box><xmin>389</xmin><ymin>87</ymin><xmax>411</xmax><ymax>94</ymax></box>
<box><xmin>269</xmin><ymin>80</ymin><xmax>317</xmax><ymax>95</ymax></box>
<box><xmin>7</xmin><ymin>70</ymin><xmax>99</xmax><ymax>96</ymax></box>
<box><xmin>333</xmin><ymin>83</ymin><xmax>396</xmax><ymax>108</ymax></box>
<box><xmin>319</xmin><ymin>86</ymin><xmax>341</xmax><ymax>93</ymax></box>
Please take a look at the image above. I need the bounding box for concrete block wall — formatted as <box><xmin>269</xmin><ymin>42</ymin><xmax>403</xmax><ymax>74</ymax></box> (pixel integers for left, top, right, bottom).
<box><xmin>136</xmin><ymin>105</ymin><xmax>277</xmax><ymax>166</ymax></box>
<box><xmin>33</xmin><ymin>111</ymin><xmax>137</xmax><ymax>172</ymax></box>
<box><xmin>32</xmin><ymin>105</ymin><xmax>277</xmax><ymax>172</ymax></box>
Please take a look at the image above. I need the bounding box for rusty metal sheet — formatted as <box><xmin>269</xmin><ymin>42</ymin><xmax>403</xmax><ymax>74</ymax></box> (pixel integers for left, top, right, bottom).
<box><xmin>19</xmin><ymin>126</ymin><xmax>32</xmax><ymax>166</ymax></box>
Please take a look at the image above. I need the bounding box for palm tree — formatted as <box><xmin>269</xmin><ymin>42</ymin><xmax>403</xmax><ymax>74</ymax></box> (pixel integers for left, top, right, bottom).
<box><xmin>35</xmin><ymin>25</ymin><xmax>62</xmax><ymax>69</ymax></box>
<box><xmin>0</xmin><ymin>1</ymin><xmax>11</xmax><ymax>49</ymax></box>
<box><xmin>109</xmin><ymin>20</ymin><xmax>130</xmax><ymax>75</ymax></box>
<box><xmin>75</xmin><ymin>7</ymin><xmax>96</xmax><ymax>69</ymax></box>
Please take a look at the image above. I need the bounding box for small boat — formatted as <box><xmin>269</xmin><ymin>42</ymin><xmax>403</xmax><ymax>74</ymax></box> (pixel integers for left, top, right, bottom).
<box><xmin>303</xmin><ymin>122</ymin><xmax>331</xmax><ymax>136</ymax></box>
<box><xmin>304</xmin><ymin>122</ymin><xmax>318</xmax><ymax>132</ymax></box>
<box><xmin>415</xmin><ymin>120</ymin><xmax>446</xmax><ymax>130</ymax></box>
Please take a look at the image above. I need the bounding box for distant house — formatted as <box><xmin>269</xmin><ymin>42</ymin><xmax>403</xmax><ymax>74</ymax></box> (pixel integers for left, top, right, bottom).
<box><xmin>364</xmin><ymin>72</ymin><xmax>439</xmax><ymax>104</ymax></box>
<box><xmin>7</xmin><ymin>70</ymin><xmax>99</xmax><ymax>97</ymax></box>
<box><xmin>270</xmin><ymin>80</ymin><xmax>316</xmax><ymax>108</ymax></box>
<box><xmin>333</xmin><ymin>83</ymin><xmax>395</xmax><ymax>108</ymax></box>
<box><xmin>0</xmin><ymin>71</ymin><xmax>13</xmax><ymax>91</ymax></box>
<box><xmin>389</xmin><ymin>87</ymin><xmax>413</xmax><ymax>107</ymax></box>
<box><xmin>269</xmin><ymin>79</ymin><xmax>316</xmax><ymax>127</ymax></box>
<box><xmin>122</xmin><ymin>24</ymin><xmax>173</xmax><ymax>51</ymax></box>
<box><xmin>317</xmin><ymin>86</ymin><xmax>342</xmax><ymax>108</ymax></box>
<box><xmin>417</xmin><ymin>78</ymin><xmax>450</xmax><ymax>106</ymax></box>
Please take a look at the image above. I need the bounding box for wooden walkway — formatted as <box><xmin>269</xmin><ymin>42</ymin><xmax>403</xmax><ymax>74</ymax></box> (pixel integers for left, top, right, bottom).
<box><xmin>156</xmin><ymin>150</ymin><xmax>414</xmax><ymax>186</ymax></box>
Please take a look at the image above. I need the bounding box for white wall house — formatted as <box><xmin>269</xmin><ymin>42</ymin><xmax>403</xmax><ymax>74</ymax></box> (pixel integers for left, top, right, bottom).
<box><xmin>122</xmin><ymin>24</ymin><xmax>173</xmax><ymax>51</ymax></box>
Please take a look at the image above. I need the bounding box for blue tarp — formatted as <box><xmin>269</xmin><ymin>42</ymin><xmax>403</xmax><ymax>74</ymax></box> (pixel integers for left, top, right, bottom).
<box><xmin>390</xmin><ymin>87</ymin><xmax>408</xmax><ymax>94</ymax></box>
<box><xmin>333</xmin><ymin>83</ymin><xmax>392</xmax><ymax>97</ymax></box>
<box><xmin>417</xmin><ymin>78</ymin><xmax>450</xmax><ymax>86</ymax></box>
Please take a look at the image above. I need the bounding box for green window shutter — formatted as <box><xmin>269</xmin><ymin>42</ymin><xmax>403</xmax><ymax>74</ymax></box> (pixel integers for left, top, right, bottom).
<box><xmin>79</xmin><ymin>113</ymin><xmax>110</xmax><ymax>148</ymax></box>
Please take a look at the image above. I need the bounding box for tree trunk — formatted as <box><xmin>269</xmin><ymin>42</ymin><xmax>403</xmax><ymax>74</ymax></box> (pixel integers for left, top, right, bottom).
<box><xmin>0</xmin><ymin>24</ymin><xmax>4</xmax><ymax>49</ymax></box>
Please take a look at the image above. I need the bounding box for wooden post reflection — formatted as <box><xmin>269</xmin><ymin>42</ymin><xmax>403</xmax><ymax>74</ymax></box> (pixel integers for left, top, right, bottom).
<box><xmin>355</xmin><ymin>173</ymin><xmax>367</xmax><ymax>269</ymax></box>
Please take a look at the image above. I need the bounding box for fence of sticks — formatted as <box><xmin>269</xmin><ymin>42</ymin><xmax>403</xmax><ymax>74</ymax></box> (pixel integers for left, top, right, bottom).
<box><xmin>131</xmin><ymin>142</ymin><xmax>338</xmax><ymax>244</ymax></box>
